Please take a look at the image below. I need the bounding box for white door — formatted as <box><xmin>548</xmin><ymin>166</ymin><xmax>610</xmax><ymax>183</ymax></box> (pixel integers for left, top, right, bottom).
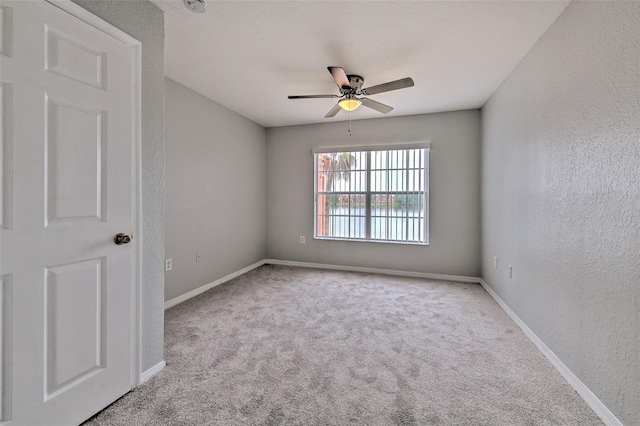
<box><xmin>0</xmin><ymin>1</ymin><xmax>139</xmax><ymax>424</ymax></box>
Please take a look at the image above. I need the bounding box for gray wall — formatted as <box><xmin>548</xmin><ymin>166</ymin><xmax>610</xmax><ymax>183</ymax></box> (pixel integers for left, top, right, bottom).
<box><xmin>266</xmin><ymin>111</ymin><xmax>481</xmax><ymax>277</ymax></box>
<box><xmin>481</xmin><ymin>2</ymin><xmax>640</xmax><ymax>424</ymax></box>
<box><xmin>71</xmin><ymin>0</ymin><xmax>165</xmax><ymax>372</ymax></box>
<box><xmin>164</xmin><ymin>79</ymin><xmax>266</xmax><ymax>302</ymax></box>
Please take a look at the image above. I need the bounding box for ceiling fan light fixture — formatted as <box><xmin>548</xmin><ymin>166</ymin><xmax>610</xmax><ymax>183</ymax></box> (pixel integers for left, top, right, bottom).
<box><xmin>339</xmin><ymin>97</ymin><xmax>362</xmax><ymax>112</ymax></box>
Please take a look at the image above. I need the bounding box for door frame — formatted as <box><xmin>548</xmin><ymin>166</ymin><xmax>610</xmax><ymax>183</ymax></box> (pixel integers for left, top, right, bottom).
<box><xmin>46</xmin><ymin>0</ymin><xmax>143</xmax><ymax>388</ymax></box>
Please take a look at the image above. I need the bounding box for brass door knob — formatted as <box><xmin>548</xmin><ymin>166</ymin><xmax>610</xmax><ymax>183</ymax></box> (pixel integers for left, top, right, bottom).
<box><xmin>114</xmin><ymin>233</ymin><xmax>132</xmax><ymax>245</ymax></box>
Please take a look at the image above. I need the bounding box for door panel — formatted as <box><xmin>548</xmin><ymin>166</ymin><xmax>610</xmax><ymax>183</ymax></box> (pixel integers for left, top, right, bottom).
<box><xmin>45</xmin><ymin>257</ymin><xmax>106</xmax><ymax>399</ymax></box>
<box><xmin>0</xmin><ymin>81</ymin><xmax>11</xmax><ymax>231</ymax></box>
<box><xmin>0</xmin><ymin>274</ymin><xmax>11</xmax><ymax>423</ymax></box>
<box><xmin>45</xmin><ymin>96</ymin><xmax>106</xmax><ymax>224</ymax></box>
<box><xmin>0</xmin><ymin>6</ymin><xmax>12</xmax><ymax>59</ymax></box>
<box><xmin>0</xmin><ymin>1</ymin><xmax>138</xmax><ymax>424</ymax></box>
<box><xmin>45</xmin><ymin>26</ymin><xmax>107</xmax><ymax>90</ymax></box>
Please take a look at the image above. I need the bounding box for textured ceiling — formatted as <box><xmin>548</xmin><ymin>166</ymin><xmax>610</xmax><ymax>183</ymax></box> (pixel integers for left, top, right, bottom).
<box><xmin>152</xmin><ymin>1</ymin><xmax>569</xmax><ymax>127</ymax></box>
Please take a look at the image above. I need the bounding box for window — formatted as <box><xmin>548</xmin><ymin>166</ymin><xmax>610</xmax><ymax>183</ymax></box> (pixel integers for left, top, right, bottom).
<box><xmin>314</xmin><ymin>144</ymin><xmax>429</xmax><ymax>244</ymax></box>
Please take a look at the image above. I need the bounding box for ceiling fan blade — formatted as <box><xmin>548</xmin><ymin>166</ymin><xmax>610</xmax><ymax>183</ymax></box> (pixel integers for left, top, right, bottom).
<box><xmin>288</xmin><ymin>95</ymin><xmax>340</xmax><ymax>99</ymax></box>
<box><xmin>363</xmin><ymin>77</ymin><xmax>414</xmax><ymax>95</ymax></box>
<box><xmin>361</xmin><ymin>98</ymin><xmax>393</xmax><ymax>114</ymax></box>
<box><xmin>328</xmin><ymin>66</ymin><xmax>351</xmax><ymax>89</ymax></box>
<box><xmin>324</xmin><ymin>103</ymin><xmax>342</xmax><ymax>118</ymax></box>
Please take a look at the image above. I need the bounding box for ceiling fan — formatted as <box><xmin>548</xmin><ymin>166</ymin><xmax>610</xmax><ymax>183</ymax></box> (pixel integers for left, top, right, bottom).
<box><xmin>288</xmin><ymin>67</ymin><xmax>415</xmax><ymax>118</ymax></box>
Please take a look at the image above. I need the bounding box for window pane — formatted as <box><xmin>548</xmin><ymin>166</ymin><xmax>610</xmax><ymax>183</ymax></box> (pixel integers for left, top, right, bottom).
<box><xmin>315</xmin><ymin>147</ymin><xmax>428</xmax><ymax>244</ymax></box>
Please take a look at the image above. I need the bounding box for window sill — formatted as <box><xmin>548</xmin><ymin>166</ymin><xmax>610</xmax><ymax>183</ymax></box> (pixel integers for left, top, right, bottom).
<box><xmin>313</xmin><ymin>236</ymin><xmax>429</xmax><ymax>246</ymax></box>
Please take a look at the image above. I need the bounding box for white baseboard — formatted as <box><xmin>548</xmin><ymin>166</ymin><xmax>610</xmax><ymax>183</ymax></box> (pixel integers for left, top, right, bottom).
<box><xmin>264</xmin><ymin>259</ymin><xmax>481</xmax><ymax>284</ymax></box>
<box><xmin>165</xmin><ymin>258</ymin><xmax>480</xmax><ymax>311</ymax></box>
<box><xmin>164</xmin><ymin>260</ymin><xmax>266</xmax><ymax>310</ymax></box>
<box><xmin>478</xmin><ymin>279</ymin><xmax>622</xmax><ymax>426</ymax></box>
<box><xmin>140</xmin><ymin>360</ymin><xmax>165</xmax><ymax>384</ymax></box>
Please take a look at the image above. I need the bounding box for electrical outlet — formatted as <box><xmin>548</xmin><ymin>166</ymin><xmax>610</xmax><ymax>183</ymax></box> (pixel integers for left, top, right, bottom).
<box><xmin>494</xmin><ymin>256</ymin><xmax>498</xmax><ymax>269</ymax></box>
<box><xmin>300</xmin><ymin>236</ymin><xmax>306</xmax><ymax>244</ymax></box>
<box><xmin>196</xmin><ymin>251</ymin><xmax>202</xmax><ymax>263</ymax></box>
<box><xmin>165</xmin><ymin>258</ymin><xmax>173</xmax><ymax>272</ymax></box>
<box><xmin>508</xmin><ymin>265</ymin><xmax>513</xmax><ymax>278</ymax></box>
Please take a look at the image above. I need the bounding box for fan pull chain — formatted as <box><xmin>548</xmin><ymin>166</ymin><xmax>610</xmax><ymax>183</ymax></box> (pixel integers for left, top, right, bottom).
<box><xmin>348</xmin><ymin>110</ymin><xmax>352</xmax><ymax>136</ymax></box>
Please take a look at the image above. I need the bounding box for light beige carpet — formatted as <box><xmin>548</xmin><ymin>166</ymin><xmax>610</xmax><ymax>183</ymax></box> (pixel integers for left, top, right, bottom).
<box><xmin>85</xmin><ymin>265</ymin><xmax>602</xmax><ymax>425</ymax></box>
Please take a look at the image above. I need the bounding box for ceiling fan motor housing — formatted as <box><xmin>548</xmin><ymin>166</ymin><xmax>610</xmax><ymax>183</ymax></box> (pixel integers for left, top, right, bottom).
<box><xmin>342</xmin><ymin>75</ymin><xmax>364</xmax><ymax>94</ymax></box>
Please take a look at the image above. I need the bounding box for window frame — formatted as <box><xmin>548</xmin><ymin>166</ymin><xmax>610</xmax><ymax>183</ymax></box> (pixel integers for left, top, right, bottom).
<box><xmin>313</xmin><ymin>143</ymin><xmax>430</xmax><ymax>245</ymax></box>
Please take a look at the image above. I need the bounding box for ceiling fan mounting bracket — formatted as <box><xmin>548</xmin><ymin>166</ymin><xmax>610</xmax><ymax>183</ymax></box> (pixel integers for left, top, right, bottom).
<box><xmin>347</xmin><ymin>75</ymin><xmax>364</xmax><ymax>89</ymax></box>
